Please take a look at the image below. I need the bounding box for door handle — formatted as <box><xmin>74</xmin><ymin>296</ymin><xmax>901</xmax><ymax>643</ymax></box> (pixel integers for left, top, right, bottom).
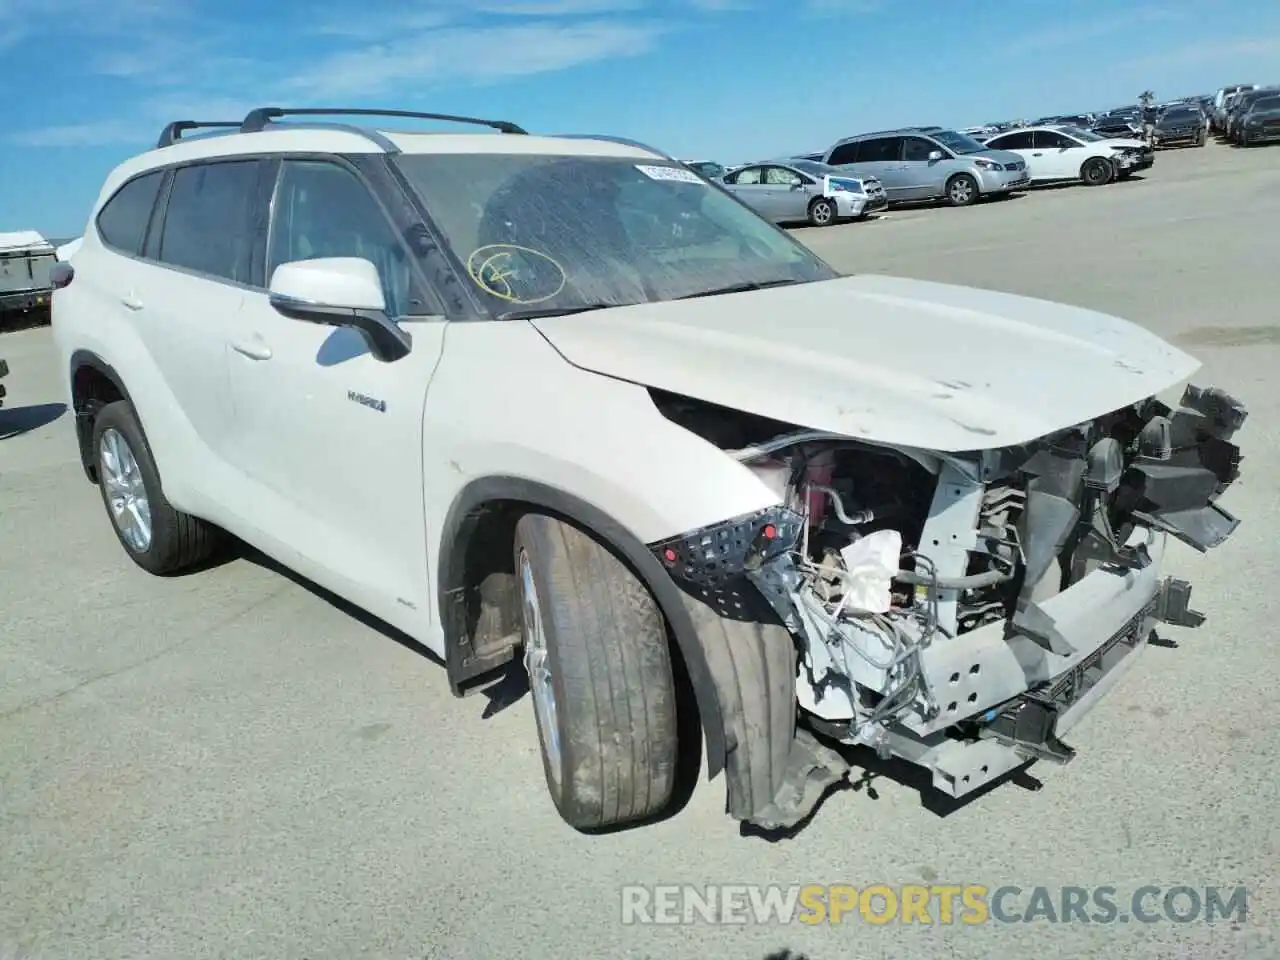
<box><xmin>120</xmin><ymin>294</ymin><xmax>144</xmax><ymax>311</ymax></box>
<box><xmin>1032</xmin><ymin>152</ymin><xmax>1043</xmax><ymax>156</ymax></box>
<box><xmin>231</xmin><ymin>340</ymin><xmax>273</xmax><ymax>361</ymax></box>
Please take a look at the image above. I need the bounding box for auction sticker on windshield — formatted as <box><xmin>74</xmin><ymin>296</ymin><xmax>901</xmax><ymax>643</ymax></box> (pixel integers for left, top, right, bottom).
<box><xmin>636</xmin><ymin>165</ymin><xmax>706</xmax><ymax>184</ymax></box>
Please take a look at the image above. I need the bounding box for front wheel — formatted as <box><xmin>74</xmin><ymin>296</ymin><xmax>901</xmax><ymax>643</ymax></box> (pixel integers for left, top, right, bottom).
<box><xmin>513</xmin><ymin>514</ymin><xmax>679</xmax><ymax>831</ymax></box>
<box><xmin>807</xmin><ymin>197</ymin><xmax>838</xmax><ymax>227</ymax></box>
<box><xmin>1081</xmin><ymin>157</ymin><xmax>1114</xmax><ymax>186</ymax></box>
<box><xmin>945</xmin><ymin>173</ymin><xmax>979</xmax><ymax>206</ymax></box>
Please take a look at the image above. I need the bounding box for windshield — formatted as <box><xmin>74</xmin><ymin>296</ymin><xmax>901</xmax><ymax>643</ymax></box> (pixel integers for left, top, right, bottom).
<box><xmin>926</xmin><ymin>129</ymin><xmax>989</xmax><ymax>155</ymax></box>
<box><xmin>394</xmin><ymin>153</ymin><xmax>838</xmax><ymax>317</ymax></box>
<box><xmin>1058</xmin><ymin>125</ymin><xmax>1103</xmax><ymax>141</ymax></box>
<box><xmin>1161</xmin><ymin>109</ymin><xmax>1198</xmax><ymax>121</ymax></box>
<box><xmin>1250</xmin><ymin>96</ymin><xmax>1280</xmax><ymax>112</ymax></box>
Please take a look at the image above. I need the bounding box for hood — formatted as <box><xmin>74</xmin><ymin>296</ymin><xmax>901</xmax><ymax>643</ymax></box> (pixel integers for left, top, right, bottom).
<box><xmin>1103</xmin><ymin>138</ymin><xmax>1147</xmax><ymax>149</ymax></box>
<box><xmin>973</xmin><ymin>148</ymin><xmax>1023</xmax><ymax>165</ymax></box>
<box><xmin>530</xmin><ymin>274</ymin><xmax>1200</xmax><ymax>453</ymax></box>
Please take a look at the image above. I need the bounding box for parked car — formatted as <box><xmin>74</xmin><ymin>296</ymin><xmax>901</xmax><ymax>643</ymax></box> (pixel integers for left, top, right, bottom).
<box><xmin>980</xmin><ymin>125</ymin><xmax>1138</xmax><ymax>186</ymax></box>
<box><xmin>822</xmin><ymin>127</ymin><xmax>1030</xmax><ymax>207</ymax></box>
<box><xmin>684</xmin><ymin>160</ymin><xmax>727</xmax><ymax>180</ymax></box>
<box><xmin>50</xmin><ymin>106</ymin><xmax>1249</xmax><ymax>834</ymax></box>
<box><xmin>1226</xmin><ymin>87</ymin><xmax>1280</xmax><ymax>142</ymax></box>
<box><xmin>1152</xmin><ymin>103</ymin><xmax>1208</xmax><ymax>147</ymax></box>
<box><xmin>1035</xmin><ymin>114</ymin><xmax>1094</xmax><ymax>129</ymax></box>
<box><xmin>1092</xmin><ymin>110</ymin><xmax>1143</xmax><ymax>139</ymax></box>
<box><xmin>1212</xmin><ymin>84</ymin><xmax>1256</xmax><ymax>134</ymax></box>
<box><xmin>1239</xmin><ymin>93</ymin><xmax>1280</xmax><ymax>146</ymax></box>
<box><xmin>0</xmin><ymin>230</ymin><xmax>57</xmax><ymax>325</ymax></box>
<box><xmin>720</xmin><ymin>159</ymin><xmax>887</xmax><ymax>226</ymax></box>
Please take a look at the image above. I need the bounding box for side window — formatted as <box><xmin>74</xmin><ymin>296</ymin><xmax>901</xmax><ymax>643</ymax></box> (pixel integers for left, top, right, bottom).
<box><xmin>985</xmin><ymin>135</ymin><xmax>1012</xmax><ymax>150</ymax></box>
<box><xmin>826</xmin><ymin>142</ymin><xmax>861</xmax><ymax>165</ymax></box>
<box><xmin>732</xmin><ymin>166</ymin><xmax>763</xmax><ymax>185</ymax></box>
<box><xmin>1034</xmin><ymin>131</ymin><xmax>1071</xmax><ymax>149</ymax></box>
<box><xmin>157</xmin><ymin>160</ymin><xmax>263</xmax><ymax>284</ymax></box>
<box><xmin>96</xmin><ymin>171</ymin><xmax>164</xmax><ymax>255</ymax></box>
<box><xmin>997</xmin><ymin>131</ymin><xmax>1034</xmax><ymax>150</ymax></box>
<box><xmin>764</xmin><ymin>166</ymin><xmax>802</xmax><ymax>186</ymax></box>
<box><xmin>268</xmin><ymin>159</ymin><xmax>414</xmax><ymax>318</ymax></box>
<box><xmin>861</xmin><ymin>138</ymin><xmax>904</xmax><ymax>162</ymax></box>
<box><xmin>902</xmin><ymin>137</ymin><xmax>937</xmax><ymax>161</ymax></box>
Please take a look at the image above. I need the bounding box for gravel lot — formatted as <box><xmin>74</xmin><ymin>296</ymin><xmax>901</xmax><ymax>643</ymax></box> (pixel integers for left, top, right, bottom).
<box><xmin>2</xmin><ymin>142</ymin><xmax>1277</xmax><ymax>960</ymax></box>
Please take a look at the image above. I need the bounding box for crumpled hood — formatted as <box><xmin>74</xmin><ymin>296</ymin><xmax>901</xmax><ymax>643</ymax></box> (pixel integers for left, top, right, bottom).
<box><xmin>530</xmin><ymin>274</ymin><xmax>1201</xmax><ymax>453</ymax></box>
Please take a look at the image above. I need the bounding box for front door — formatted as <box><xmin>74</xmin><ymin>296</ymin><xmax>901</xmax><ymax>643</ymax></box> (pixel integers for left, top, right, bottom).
<box><xmin>1030</xmin><ymin>130</ymin><xmax>1082</xmax><ymax>179</ymax></box>
<box><xmin>224</xmin><ymin>157</ymin><xmax>446</xmax><ymax>631</ymax></box>
<box><xmin>761</xmin><ymin>166</ymin><xmax>813</xmax><ymax>222</ymax></box>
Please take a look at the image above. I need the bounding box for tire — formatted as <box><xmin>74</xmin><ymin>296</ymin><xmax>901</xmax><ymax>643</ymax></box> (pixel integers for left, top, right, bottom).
<box><xmin>945</xmin><ymin>173</ymin><xmax>979</xmax><ymax>206</ymax></box>
<box><xmin>1196</xmin><ymin>130</ymin><xmax>1206</xmax><ymax>146</ymax></box>
<box><xmin>513</xmin><ymin>513</ymin><xmax>679</xmax><ymax>831</ymax></box>
<box><xmin>1240</xmin><ymin>132</ymin><xmax>1249</xmax><ymax>148</ymax></box>
<box><xmin>807</xmin><ymin>197</ymin><xmax>837</xmax><ymax>227</ymax></box>
<box><xmin>1081</xmin><ymin>157</ymin><xmax>1113</xmax><ymax>186</ymax></box>
<box><xmin>91</xmin><ymin>400</ymin><xmax>221</xmax><ymax>575</ymax></box>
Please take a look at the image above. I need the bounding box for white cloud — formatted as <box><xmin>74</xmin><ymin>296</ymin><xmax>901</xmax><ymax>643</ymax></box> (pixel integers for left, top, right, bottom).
<box><xmin>1009</xmin><ymin>7</ymin><xmax>1184</xmax><ymax>52</ymax></box>
<box><xmin>285</xmin><ymin>20</ymin><xmax>667</xmax><ymax>98</ymax></box>
<box><xmin>10</xmin><ymin>119</ymin><xmax>151</xmax><ymax>148</ymax></box>
<box><xmin>1130</xmin><ymin>36</ymin><xmax>1280</xmax><ymax>68</ymax></box>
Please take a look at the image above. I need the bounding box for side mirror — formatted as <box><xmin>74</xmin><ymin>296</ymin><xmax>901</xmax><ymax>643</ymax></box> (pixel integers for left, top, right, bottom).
<box><xmin>928</xmin><ymin>150</ymin><xmax>944</xmax><ymax>161</ymax></box>
<box><xmin>268</xmin><ymin>257</ymin><xmax>411</xmax><ymax>363</ymax></box>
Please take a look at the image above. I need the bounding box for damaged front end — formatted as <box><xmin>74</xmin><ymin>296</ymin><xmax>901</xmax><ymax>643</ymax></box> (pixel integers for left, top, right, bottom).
<box><xmin>647</xmin><ymin>385</ymin><xmax>1247</xmax><ymax>829</ymax></box>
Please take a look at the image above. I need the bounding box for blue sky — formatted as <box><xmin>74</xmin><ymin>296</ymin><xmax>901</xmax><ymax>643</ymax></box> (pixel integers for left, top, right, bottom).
<box><xmin>3</xmin><ymin>0</ymin><xmax>1277</xmax><ymax>238</ymax></box>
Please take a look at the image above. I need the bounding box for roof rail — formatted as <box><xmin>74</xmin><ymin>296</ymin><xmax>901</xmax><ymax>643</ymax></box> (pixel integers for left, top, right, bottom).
<box><xmin>156</xmin><ymin>121</ymin><xmax>241</xmax><ymax>149</ymax></box>
<box><xmin>546</xmin><ymin>132</ymin><xmax>675</xmax><ymax>160</ymax></box>
<box><xmin>240</xmin><ymin>107</ymin><xmax>527</xmax><ymax>136</ymax></box>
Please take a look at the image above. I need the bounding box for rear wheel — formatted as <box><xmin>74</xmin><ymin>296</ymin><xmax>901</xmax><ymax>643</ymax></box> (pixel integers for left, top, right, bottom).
<box><xmin>1081</xmin><ymin>157</ymin><xmax>1114</xmax><ymax>186</ymax></box>
<box><xmin>91</xmin><ymin>401</ymin><xmax>222</xmax><ymax>575</ymax></box>
<box><xmin>807</xmin><ymin>197</ymin><xmax>837</xmax><ymax>227</ymax></box>
<box><xmin>945</xmin><ymin>173</ymin><xmax>979</xmax><ymax>206</ymax></box>
<box><xmin>513</xmin><ymin>514</ymin><xmax>679</xmax><ymax>831</ymax></box>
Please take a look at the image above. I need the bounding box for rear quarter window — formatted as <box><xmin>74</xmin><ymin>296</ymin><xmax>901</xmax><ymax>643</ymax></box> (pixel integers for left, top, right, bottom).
<box><xmin>96</xmin><ymin>171</ymin><xmax>165</xmax><ymax>255</ymax></box>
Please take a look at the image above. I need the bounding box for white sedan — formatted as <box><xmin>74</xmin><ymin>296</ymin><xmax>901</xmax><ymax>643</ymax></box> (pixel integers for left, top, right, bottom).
<box><xmin>981</xmin><ymin>125</ymin><xmax>1147</xmax><ymax>186</ymax></box>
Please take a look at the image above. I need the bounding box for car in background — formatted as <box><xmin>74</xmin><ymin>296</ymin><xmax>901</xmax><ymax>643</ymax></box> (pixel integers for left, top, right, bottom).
<box><xmin>1035</xmin><ymin>114</ymin><xmax>1095</xmax><ymax>129</ymax></box>
<box><xmin>684</xmin><ymin>160</ymin><xmax>727</xmax><ymax>180</ymax></box>
<box><xmin>720</xmin><ymin>158</ymin><xmax>887</xmax><ymax>226</ymax></box>
<box><xmin>1152</xmin><ymin>103</ymin><xmax>1208</xmax><ymax>148</ymax></box>
<box><xmin>1093</xmin><ymin>109</ymin><xmax>1143</xmax><ymax>139</ymax></box>
<box><xmin>980</xmin><ymin>125</ymin><xmax>1138</xmax><ymax>186</ymax></box>
<box><xmin>1212</xmin><ymin>84</ymin><xmax>1256</xmax><ymax>133</ymax></box>
<box><xmin>1225</xmin><ymin>87</ymin><xmax>1280</xmax><ymax>143</ymax></box>
<box><xmin>821</xmin><ymin>126</ymin><xmax>1029</xmax><ymax>207</ymax></box>
<box><xmin>1238</xmin><ymin>93</ymin><xmax>1280</xmax><ymax>147</ymax></box>
<box><xmin>0</xmin><ymin>230</ymin><xmax>57</xmax><ymax>326</ymax></box>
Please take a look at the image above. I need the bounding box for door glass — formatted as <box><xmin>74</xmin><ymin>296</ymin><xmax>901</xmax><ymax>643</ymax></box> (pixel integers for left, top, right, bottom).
<box><xmin>826</xmin><ymin>142</ymin><xmax>861</xmax><ymax>165</ymax></box>
<box><xmin>96</xmin><ymin>171</ymin><xmax>164</xmax><ymax>256</ymax></box>
<box><xmin>764</xmin><ymin>167</ymin><xmax>802</xmax><ymax>186</ymax></box>
<box><xmin>158</xmin><ymin>161</ymin><xmax>263</xmax><ymax>284</ymax></box>
<box><xmin>732</xmin><ymin>166</ymin><xmax>763</xmax><ymax>185</ymax></box>
<box><xmin>268</xmin><ymin>160</ymin><xmax>416</xmax><ymax>317</ymax></box>
<box><xmin>902</xmin><ymin>137</ymin><xmax>936</xmax><ymax>161</ymax></box>
<box><xmin>859</xmin><ymin>138</ymin><xmax>902</xmax><ymax>162</ymax></box>
<box><xmin>1033</xmin><ymin>131</ymin><xmax>1069</xmax><ymax>149</ymax></box>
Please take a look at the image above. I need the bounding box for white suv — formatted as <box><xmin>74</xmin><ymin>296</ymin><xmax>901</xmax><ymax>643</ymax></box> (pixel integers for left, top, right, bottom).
<box><xmin>51</xmin><ymin>107</ymin><xmax>1247</xmax><ymax>833</ymax></box>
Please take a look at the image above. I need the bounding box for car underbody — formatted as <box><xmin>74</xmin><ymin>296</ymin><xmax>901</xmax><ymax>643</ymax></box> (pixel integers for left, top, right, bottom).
<box><xmin>646</xmin><ymin>383</ymin><xmax>1246</xmax><ymax>829</ymax></box>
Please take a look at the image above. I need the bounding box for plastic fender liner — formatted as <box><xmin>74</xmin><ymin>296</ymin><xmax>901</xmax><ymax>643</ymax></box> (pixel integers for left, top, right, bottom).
<box><xmin>648</xmin><ymin>509</ymin><xmax>850</xmax><ymax>826</ymax></box>
<box><xmin>436</xmin><ymin>477</ymin><xmax>729</xmax><ymax>779</ymax></box>
<box><xmin>68</xmin><ymin>350</ymin><xmax>136</xmax><ymax>483</ymax></box>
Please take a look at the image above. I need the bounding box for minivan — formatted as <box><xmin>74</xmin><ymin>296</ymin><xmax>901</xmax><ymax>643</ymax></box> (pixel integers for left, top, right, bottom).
<box><xmin>821</xmin><ymin>127</ymin><xmax>1030</xmax><ymax>207</ymax></box>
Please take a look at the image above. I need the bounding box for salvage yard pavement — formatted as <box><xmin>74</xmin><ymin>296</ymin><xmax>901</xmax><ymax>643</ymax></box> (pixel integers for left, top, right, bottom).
<box><xmin>1</xmin><ymin>141</ymin><xmax>1277</xmax><ymax>960</ymax></box>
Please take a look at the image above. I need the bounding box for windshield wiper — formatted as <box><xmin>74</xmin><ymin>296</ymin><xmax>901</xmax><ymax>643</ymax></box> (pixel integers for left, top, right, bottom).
<box><xmin>675</xmin><ymin>278</ymin><xmax>804</xmax><ymax>300</ymax></box>
<box><xmin>495</xmin><ymin>303</ymin><xmax>619</xmax><ymax>321</ymax></box>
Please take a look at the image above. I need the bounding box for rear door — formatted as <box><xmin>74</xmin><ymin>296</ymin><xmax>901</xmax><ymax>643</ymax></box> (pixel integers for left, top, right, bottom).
<box><xmin>141</xmin><ymin>158</ymin><xmax>267</xmax><ymax>459</ymax></box>
<box><xmin>985</xmin><ymin>130</ymin><xmax>1037</xmax><ymax>177</ymax></box>
<box><xmin>854</xmin><ymin>137</ymin><xmax>907</xmax><ymax>198</ymax></box>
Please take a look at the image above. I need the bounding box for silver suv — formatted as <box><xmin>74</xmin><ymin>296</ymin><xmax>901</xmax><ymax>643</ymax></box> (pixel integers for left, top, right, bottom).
<box><xmin>822</xmin><ymin>127</ymin><xmax>1031</xmax><ymax>207</ymax></box>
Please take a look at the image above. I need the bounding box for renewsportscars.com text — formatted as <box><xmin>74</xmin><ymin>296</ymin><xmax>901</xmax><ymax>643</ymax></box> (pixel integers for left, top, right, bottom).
<box><xmin>620</xmin><ymin>884</ymin><xmax>1250</xmax><ymax>926</ymax></box>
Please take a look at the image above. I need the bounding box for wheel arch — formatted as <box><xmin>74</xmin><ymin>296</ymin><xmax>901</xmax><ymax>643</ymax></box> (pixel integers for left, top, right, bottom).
<box><xmin>69</xmin><ymin>349</ymin><xmax>134</xmax><ymax>483</ymax></box>
<box><xmin>437</xmin><ymin>475</ymin><xmax>728</xmax><ymax>779</ymax></box>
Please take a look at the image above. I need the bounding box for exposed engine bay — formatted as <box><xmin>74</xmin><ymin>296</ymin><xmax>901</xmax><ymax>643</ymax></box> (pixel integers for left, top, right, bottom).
<box><xmin>648</xmin><ymin>383</ymin><xmax>1247</xmax><ymax>823</ymax></box>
